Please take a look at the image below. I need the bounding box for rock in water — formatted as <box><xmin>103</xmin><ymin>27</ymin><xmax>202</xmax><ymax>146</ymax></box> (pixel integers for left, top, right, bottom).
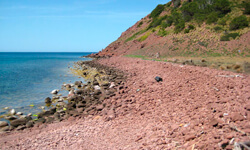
<box><xmin>0</xmin><ymin>121</ymin><xmax>8</xmax><ymax>128</ymax></box>
<box><xmin>51</xmin><ymin>89</ymin><xmax>59</xmax><ymax>94</ymax></box>
<box><xmin>45</xmin><ymin>97</ymin><xmax>52</xmax><ymax>103</ymax></box>
<box><xmin>9</xmin><ymin>109</ymin><xmax>16</xmax><ymax>115</ymax></box>
<box><xmin>155</xmin><ymin>76</ymin><xmax>163</xmax><ymax>82</ymax></box>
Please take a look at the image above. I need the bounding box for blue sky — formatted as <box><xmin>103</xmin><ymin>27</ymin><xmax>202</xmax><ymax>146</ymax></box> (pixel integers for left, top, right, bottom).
<box><xmin>0</xmin><ymin>0</ymin><xmax>169</xmax><ymax>52</ymax></box>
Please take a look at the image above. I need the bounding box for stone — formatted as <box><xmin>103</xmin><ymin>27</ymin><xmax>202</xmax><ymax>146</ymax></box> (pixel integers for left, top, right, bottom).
<box><xmin>155</xmin><ymin>76</ymin><xmax>163</xmax><ymax>82</ymax></box>
<box><xmin>45</xmin><ymin>97</ymin><xmax>52</xmax><ymax>103</ymax></box>
<box><xmin>51</xmin><ymin>89</ymin><xmax>59</xmax><ymax>94</ymax></box>
<box><xmin>231</xmin><ymin>112</ymin><xmax>244</xmax><ymax>122</ymax></box>
<box><xmin>16</xmin><ymin>125</ymin><xmax>26</xmax><ymax>130</ymax></box>
<box><xmin>4</xmin><ymin>116</ymin><xmax>17</xmax><ymax>121</ymax></box>
<box><xmin>245</xmin><ymin>103</ymin><xmax>250</xmax><ymax>111</ymax></box>
<box><xmin>26</xmin><ymin>121</ymin><xmax>34</xmax><ymax>128</ymax></box>
<box><xmin>185</xmin><ymin>134</ymin><xmax>196</xmax><ymax>141</ymax></box>
<box><xmin>0</xmin><ymin>126</ymin><xmax>9</xmax><ymax>132</ymax></box>
<box><xmin>209</xmin><ymin>118</ymin><xmax>219</xmax><ymax>127</ymax></box>
<box><xmin>9</xmin><ymin>109</ymin><xmax>16</xmax><ymax>115</ymax></box>
<box><xmin>74</xmin><ymin>81</ymin><xmax>82</xmax><ymax>87</ymax></box>
<box><xmin>38</xmin><ymin>107</ymin><xmax>56</xmax><ymax>118</ymax></box>
<box><xmin>94</xmin><ymin>85</ymin><xmax>101</xmax><ymax>90</ymax></box>
<box><xmin>36</xmin><ymin>118</ymin><xmax>46</xmax><ymax>124</ymax></box>
<box><xmin>10</xmin><ymin>118</ymin><xmax>29</xmax><ymax>127</ymax></box>
<box><xmin>16</xmin><ymin>112</ymin><xmax>23</xmax><ymax>115</ymax></box>
<box><xmin>0</xmin><ymin>121</ymin><xmax>8</xmax><ymax>128</ymax></box>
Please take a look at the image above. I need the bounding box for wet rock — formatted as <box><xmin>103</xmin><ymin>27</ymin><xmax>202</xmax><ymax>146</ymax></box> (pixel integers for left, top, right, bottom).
<box><xmin>0</xmin><ymin>121</ymin><xmax>8</xmax><ymax>128</ymax></box>
<box><xmin>9</xmin><ymin>109</ymin><xmax>16</xmax><ymax>115</ymax></box>
<box><xmin>36</xmin><ymin>118</ymin><xmax>46</xmax><ymax>124</ymax></box>
<box><xmin>16</xmin><ymin>125</ymin><xmax>26</xmax><ymax>131</ymax></box>
<box><xmin>74</xmin><ymin>81</ymin><xmax>82</xmax><ymax>87</ymax></box>
<box><xmin>75</xmin><ymin>89</ymin><xmax>84</xmax><ymax>95</ymax></box>
<box><xmin>5</xmin><ymin>116</ymin><xmax>17</xmax><ymax>121</ymax></box>
<box><xmin>46</xmin><ymin>117</ymin><xmax>55</xmax><ymax>123</ymax></box>
<box><xmin>155</xmin><ymin>76</ymin><xmax>163</xmax><ymax>82</ymax></box>
<box><xmin>16</xmin><ymin>112</ymin><xmax>23</xmax><ymax>115</ymax></box>
<box><xmin>45</xmin><ymin>97</ymin><xmax>52</xmax><ymax>103</ymax></box>
<box><xmin>0</xmin><ymin>126</ymin><xmax>9</xmax><ymax>132</ymax></box>
<box><xmin>51</xmin><ymin>89</ymin><xmax>59</xmax><ymax>94</ymax></box>
<box><xmin>10</xmin><ymin>118</ymin><xmax>29</xmax><ymax>127</ymax></box>
<box><xmin>38</xmin><ymin>107</ymin><xmax>56</xmax><ymax>118</ymax></box>
<box><xmin>231</xmin><ymin>112</ymin><xmax>244</xmax><ymax>122</ymax></box>
<box><xmin>26</xmin><ymin>121</ymin><xmax>34</xmax><ymax>128</ymax></box>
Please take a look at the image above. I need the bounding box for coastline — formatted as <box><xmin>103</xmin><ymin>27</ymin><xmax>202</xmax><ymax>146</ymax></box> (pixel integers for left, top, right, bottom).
<box><xmin>0</xmin><ymin>56</ymin><xmax>249</xmax><ymax>149</ymax></box>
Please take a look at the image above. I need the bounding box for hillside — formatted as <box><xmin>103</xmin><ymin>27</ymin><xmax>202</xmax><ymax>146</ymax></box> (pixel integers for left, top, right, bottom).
<box><xmin>89</xmin><ymin>0</ymin><xmax>250</xmax><ymax>73</ymax></box>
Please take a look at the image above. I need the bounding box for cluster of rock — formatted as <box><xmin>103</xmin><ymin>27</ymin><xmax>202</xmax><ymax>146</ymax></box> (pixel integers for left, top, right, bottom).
<box><xmin>0</xmin><ymin>60</ymin><xmax>125</xmax><ymax>132</ymax></box>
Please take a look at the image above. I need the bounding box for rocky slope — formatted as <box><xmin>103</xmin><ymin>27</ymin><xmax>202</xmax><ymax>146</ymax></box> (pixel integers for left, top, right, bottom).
<box><xmin>89</xmin><ymin>0</ymin><xmax>250</xmax><ymax>59</ymax></box>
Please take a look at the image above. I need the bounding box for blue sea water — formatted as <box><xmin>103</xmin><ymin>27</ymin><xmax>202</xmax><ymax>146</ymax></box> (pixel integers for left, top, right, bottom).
<box><xmin>0</xmin><ymin>52</ymin><xmax>92</xmax><ymax>116</ymax></box>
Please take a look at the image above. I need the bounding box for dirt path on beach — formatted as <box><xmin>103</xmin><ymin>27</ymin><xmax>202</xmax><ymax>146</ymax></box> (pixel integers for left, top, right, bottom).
<box><xmin>0</xmin><ymin>56</ymin><xmax>249</xmax><ymax>150</ymax></box>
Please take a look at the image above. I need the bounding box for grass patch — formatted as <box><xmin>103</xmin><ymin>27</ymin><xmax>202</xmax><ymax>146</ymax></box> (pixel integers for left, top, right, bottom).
<box><xmin>137</xmin><ymin>31</ymin><xmax>151</xmax><ymax>42</ymax></box>
<box><xmin>125</xmin><ymin>29</ymin><xmax>147</xmax><ymax>42</ymax></box>
<box><xmin>124</xmin><ymin>55</ymin><xmax>146</xmax><ymax>59</ymax></box>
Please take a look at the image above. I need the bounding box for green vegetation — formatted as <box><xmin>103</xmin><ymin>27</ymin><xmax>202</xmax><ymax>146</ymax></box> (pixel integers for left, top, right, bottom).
<box><xmin>206</xmin><ymin>12</ymin><xmax>219</xmax><ymax>24</ymax></box>
<box><xmin>220</xmin><ymin>32</ymin><xmax>240</xmax><ymax>41</ymax></box>
<box><xmin>157</xmin><ymin>28</ymin><xmax>168</xmax><ymax>37</ymax></box>
<box><xmin>229</xmin><ymin>15</ymin><xmax>249</xmax><ymax>30</ymax></box>
<box><xmin>149</xmin><ymin>4</ymin><xmax>165</xmax><ymax>18</ymax></box>
<box><xmin>137</xmin><ymin>31</ymin><xmax>151</xmax><ymax>42</ymax></box>
<box><xmin>213</xmin><ymin>26</ymin><xmax>224</xmax><ymax>32</ymax></box>
<box><xmin>242</xmin><ymin>1</ymin><xmax>250</xmax><ymax>14</ymax></box>
<box><xmin>125</xmin><ymin>29</ymin><xmax>146</xmax><ymax>42</ymax></box>
<box><xmin>124</xmin><ymin>55</ymin><xmax>146</xmax><ymax>59</ymax></box>
<box><xmin>137</xmin><ymin>21</ymin><xmax>143</xmax><ymax>28</ymax></box>
<box><xmin>184</xmin><ymin>24</ymin><xmax>195</xmax><ymax>33</ymax></box>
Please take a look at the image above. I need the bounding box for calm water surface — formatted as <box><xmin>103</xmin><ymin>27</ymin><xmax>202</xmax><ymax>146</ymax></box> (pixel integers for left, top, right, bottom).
<box><xmin>0</xmin><ymin>52</ymin><xmax>92</xmax><ymax>116</ymax></box>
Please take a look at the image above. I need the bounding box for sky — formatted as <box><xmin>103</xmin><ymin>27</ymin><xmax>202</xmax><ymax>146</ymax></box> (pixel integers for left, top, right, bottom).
<box><xmin>0</xmin><ymin>0</ymin><xmax>169</xmax><ymax>52</ymax></box>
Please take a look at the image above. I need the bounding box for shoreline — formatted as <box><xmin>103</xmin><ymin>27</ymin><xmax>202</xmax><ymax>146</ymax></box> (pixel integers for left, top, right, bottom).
<box><xmin>0</xmin><ymin>58</ymin><xmax>125</xmax><ymax>132</ymax></box>
<box><xmin>0</xmin><ymin>56</ymin><xmax>249</xmax><ymax>149</ymax></box>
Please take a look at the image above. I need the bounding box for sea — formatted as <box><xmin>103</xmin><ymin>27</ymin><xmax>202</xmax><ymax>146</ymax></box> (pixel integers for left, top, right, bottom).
<box><xmin>0</xmin><ymin>52</ymin><xmax>92</xmax><ymax>117</ymax></box>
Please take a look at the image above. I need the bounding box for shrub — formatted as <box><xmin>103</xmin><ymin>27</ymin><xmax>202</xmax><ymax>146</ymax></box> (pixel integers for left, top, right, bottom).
<box><xmin>184</xmin><ymin>28</ymin><xmax>190</xmax><ymax>33</ymax></box>
<box><xmin>165</xmin><ymin>15</ymin><xmax>174</xmax><ymax>27</ymax></box>
<box><xmin>157</xmin><ymin>28</ymin><xmax>167</xmax><ymax>37</ymax></box>
<box><xmin>188</xmin><ymin>24</ymin><xmax>195</xmax><ymax>30</ymax></box>
<box><xmin>137</xmin><ymin>21</ymin><xmax>143</xmax><ymax>28</ymax></box>
<box><xmin>181</xmin><ymin>2</ymin><xmax>199</xmax><ymax>22</ymax></box>
<box><xmin>242</xmin><ymin>1</ymin><xmax>250</xmax><ymax>14</ymax></box>
<box><xmin>173</xmin><ymin>0</ymin><xmax>181</xmax><ymax>8</ymax></box>
<box><xmin>184</xmin><ymin>24</ymin><xmax>195</xmax><ymax>34</ymax></box>
<box><xmin>220</xmin><ymin>33</ymin><xmax>240</xmax><ymax>41</ymax></box>
<box><xmin>218</xmin><ymin>18</ymin><xmax>227</xmax><ymax>26</ymax></box>
<box><xmin>206</xmin><ymin>12</ymin><xmax>219</xmax><ymax>24</ymax></box>
<box><xmin>148</xmin><ymin>15</ymin><xmax>167</xmax><ymax>29</ymax></box>
<box><xmin>174</xmin><ymin>20</ymin><xmax>185</xmax><ymax>33</ymax></box>
<box><xmin>229</xmin><ymin>15</ymin><xmax>249</xmax><ymax>30</ymax></box>
<box><xmin>149</xmin><ymin>4</ymin><xmax>165</xmax><ymax>18</ymax></box>
<box><xmin>214</xmin><ymin>0</ymin><xmax>231</xmax><ymax>15</ymax></box>
<box><xmin>213</xmin><ymin>26</ymin><xmax>223</xmax><ymax>32</ymax></box>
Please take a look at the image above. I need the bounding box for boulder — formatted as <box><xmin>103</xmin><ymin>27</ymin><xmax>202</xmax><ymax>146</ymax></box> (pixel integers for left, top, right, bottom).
<box><xmin>231</xmin><ymin>112</ymin><xmax>244</xmax><ymax>122</ymax></box>
<box><xmin>9</xmin><ymin>109</ymin><xmax>16</xmax><ymax>115</ymax></box>
<box><xmin>26</xmin><ymin>121</ymin><xmax>34</xmax><ymax>128</ymax></box>
<box><xmin>45</xmin><ymin>97</ymin><xmax>52</xmax><ymax>103</ymax></box>
<box><xmin>0</xmin><ymin>126</ymin><xmax>9</xmax><ymax>132</ymax></box>
<box><xmin>38</xmin><ymin>107</ymin><xmax>56</xmax><ymax>118</ymax></box>
<box><xmin>74</xmin><ymin>81</ymin><xmax>82</xmax><ymax>87</ymax></box>
<box><xmin>51</xmin><ymin>89</ymin><xmax>59</xmax><ymax>94</ymax></box>
<box><xmin>0</xmin><ymin>121</ymin><xmax>8</xmax><ymax>128</ymax></box>
<box><xmin>16</xmin><ymin>112</ymin><xmax>23</xmax><ymax>115</ymax></box>
<box><xmin>10</xmin><ymin>118</ymin><xmax>29</xmax><ymax>127</ymax></box>
<box><xmin>155</xmin><ymin>76</ymin><xmax>163</xmax><ymax>82</ymax></box>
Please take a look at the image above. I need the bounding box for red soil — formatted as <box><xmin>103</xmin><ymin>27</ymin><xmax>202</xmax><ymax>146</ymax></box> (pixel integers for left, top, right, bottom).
<box><xmin>0</xmin><ymin>57</ymin><xmax>249</xmax><ymax>149</ymax></box>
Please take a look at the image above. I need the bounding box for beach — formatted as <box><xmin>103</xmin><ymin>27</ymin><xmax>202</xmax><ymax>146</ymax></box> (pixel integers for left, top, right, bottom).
<box><xmin>0</xmin><ymin>56</ymin><xmax>249</xmax><ymax>149</ymax></box>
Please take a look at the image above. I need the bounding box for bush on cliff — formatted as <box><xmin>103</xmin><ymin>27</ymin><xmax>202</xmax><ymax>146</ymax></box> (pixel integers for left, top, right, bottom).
<box><xmin>149</xmin><ymin>4</ymin><xmax>165</xmax><ymax>18</ymax></box>
<box><xmin>229</xmin><ymin>15</ymin><xmax>249</xmax><ymax>30</ymax></box>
